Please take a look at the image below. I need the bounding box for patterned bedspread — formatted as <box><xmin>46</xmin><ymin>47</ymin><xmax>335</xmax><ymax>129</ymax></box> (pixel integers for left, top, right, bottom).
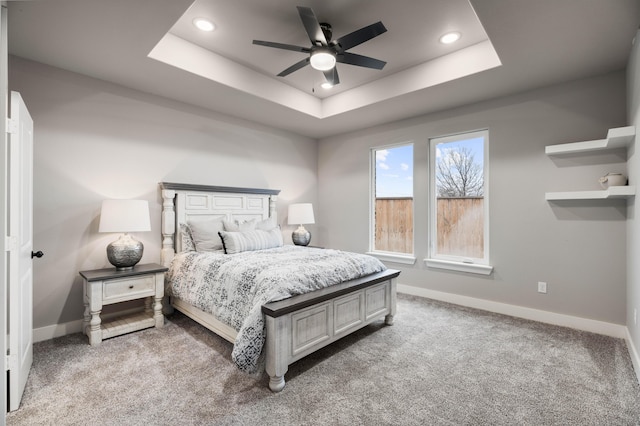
<box><xmin>166</xmin><ymin>245</ymin><xmax>386</xmax><ymax>373</ymax></box>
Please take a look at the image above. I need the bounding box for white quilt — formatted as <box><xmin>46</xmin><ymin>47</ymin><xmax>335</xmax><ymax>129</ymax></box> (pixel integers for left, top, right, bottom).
<box><xmin>166</xmin><ymin>245</ymin><xmax>386</xmax><ymax>373</ymax></box>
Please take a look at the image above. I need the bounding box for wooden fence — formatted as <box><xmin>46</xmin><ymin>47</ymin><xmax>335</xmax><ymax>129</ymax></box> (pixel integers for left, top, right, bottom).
<box><xmin>375</xmin><ymin>197</ymin><xmax>484</xmax><ymax>257</ymax></box>
<box><xmin>375</xmin><ymin>198</ymin><xmax>413</xmax><ymax>253</ymax></box>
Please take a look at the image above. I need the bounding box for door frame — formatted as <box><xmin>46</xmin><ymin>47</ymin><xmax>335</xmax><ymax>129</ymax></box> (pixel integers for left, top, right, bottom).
<box><xmin>1</xmin><ymin>2</ymin><xmax>9</xmax><ymax>424</ymax></box>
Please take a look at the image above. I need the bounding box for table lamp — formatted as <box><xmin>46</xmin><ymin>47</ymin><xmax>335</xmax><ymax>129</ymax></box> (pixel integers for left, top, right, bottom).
<box><xmin>288</xmin><ymin>203</ymin><xmax>315</xmax><ymax>246</ymax></box>
<box><xmin>99</xmin><ymin>199</ymin><xmax>151</xmax><ymax>270</ymax></box>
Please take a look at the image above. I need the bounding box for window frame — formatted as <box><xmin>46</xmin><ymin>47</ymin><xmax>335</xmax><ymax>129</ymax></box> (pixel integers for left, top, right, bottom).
<box><xmin>426</xmin><ymin>129</ymin><xmax>492</xmax><ymax>274</ymax></box>
<box><xmin>368</xmin><ymin>142</ymin><xmax>416</xmax><ymax>264</ymax></box>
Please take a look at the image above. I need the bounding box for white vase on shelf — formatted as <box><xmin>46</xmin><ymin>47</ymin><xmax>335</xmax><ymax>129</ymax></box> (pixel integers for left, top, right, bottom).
<box><xmin>599</xmin><ymin>173</ymin><xmax>627</xmax><ymax>189</ymax></box>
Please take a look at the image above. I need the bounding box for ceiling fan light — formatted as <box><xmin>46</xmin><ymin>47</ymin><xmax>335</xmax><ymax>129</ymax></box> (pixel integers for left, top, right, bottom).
<box><xmin>310</xmin><ymin>50</ymin><xmax>336</xmax><ymax>71</ymax></box>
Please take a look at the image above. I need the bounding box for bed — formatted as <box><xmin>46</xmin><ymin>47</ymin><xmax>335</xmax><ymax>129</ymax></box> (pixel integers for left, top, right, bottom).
<box><xmin>159</xmin><ymin>182</ymin><xmax>400</xmax><ymax>392</ymax></box>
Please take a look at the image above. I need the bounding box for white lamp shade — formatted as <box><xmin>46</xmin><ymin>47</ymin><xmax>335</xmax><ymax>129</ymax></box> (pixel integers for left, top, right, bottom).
<box><xmin>288</xmin><ymin>203</ymin><xmax>315</xmax><ymax>225</ymax></box>
<box><xmin>99</xmin><ymin>199</ymin><xmax>151</xmax><ymax>233</ymax></box>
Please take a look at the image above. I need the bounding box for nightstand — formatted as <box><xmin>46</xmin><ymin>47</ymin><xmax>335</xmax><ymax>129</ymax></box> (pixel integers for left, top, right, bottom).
<box><xmin>80</xmin><ymin>263</ymin><xmax>168</xmax><ymax>346</ymax></box>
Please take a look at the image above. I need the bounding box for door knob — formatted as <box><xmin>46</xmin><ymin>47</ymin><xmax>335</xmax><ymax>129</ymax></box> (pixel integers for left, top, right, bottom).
<box><xmin>31</xmin><ymin>250</ymin><xmax>44</xmax><ymax>259</ymax></box>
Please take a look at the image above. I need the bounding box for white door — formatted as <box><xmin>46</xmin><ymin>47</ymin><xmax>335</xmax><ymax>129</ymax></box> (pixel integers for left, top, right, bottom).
<box><xmin>7</xmin><ymin>91</ymin><xmax>34</xmax><ymax>412</ymax></box>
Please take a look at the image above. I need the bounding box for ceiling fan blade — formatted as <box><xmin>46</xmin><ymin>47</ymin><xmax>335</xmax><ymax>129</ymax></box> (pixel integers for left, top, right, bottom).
<box><xmin>277</xmin><ymin>57</ymin><xmax>310</xmax><ymax>77</ymax></box>
<box><xmin>297</xmin><ymin>6</ymin><xmax>327</xmax><ymax>46</ymax></box>
<box><xmin>337</xmin><ymin>52</ymin><xmax>386</xmax><ymax>70</ymax></box>
<box><xmin>333</xmin><ymin>21</ymin><xmax>387</xmax><ymax>51</ymax></box>
<box><xmin>253</xmin><ymin>40</ymin><xmax>310</xmax><ymax>53</ymax></box>
<box><xmin>323</xmin><ymin>68</ymin><xmax>340</xmax><ymax>86</ymax></box>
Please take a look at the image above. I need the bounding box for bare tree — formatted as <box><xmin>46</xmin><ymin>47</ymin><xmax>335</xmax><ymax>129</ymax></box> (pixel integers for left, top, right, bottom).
<box><xmin>436</xmin><ymin>146</ymin><xmax>483</xmax><ymax>197</ymax></box>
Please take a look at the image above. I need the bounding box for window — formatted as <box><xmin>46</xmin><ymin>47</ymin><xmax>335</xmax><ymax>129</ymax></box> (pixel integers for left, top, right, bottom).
<box><xmin>370</xmin><ymin>144</ymin><xmax>414</xmax><ymax>257</ymax></box>
<box><xmin>429</xmin><ymin>130</ymin><xmax>489</xmax><ymax>269</ymax></box>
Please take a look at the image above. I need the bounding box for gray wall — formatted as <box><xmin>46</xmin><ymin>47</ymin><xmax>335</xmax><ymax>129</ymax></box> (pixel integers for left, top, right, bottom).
<box><xmin>318</xmin><ymin>71</ymin><xmax>629</xmax><ymax>325</ymax></box>
<box><xmin>9</xmin><ymin>56</ymin><xmax>318</xmax><ymax>329</ymax></box>
<box><xmin>9</xmin><ymin>52</ymin><xmax>633</xmax><ymax>331</ymax></box>
<box><xmin>627</xmin><ymin>31</ymin><xmax>640</xmax><ymax>357</ymax></box>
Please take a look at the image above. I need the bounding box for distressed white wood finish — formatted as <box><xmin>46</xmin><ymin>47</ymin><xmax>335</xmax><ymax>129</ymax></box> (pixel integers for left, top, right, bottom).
<box><xmin>80</xmin><ymin>263</ymin><xmax>167</xmax><ymax>346</ymax></box>
<box><xmin>160</xmin><ymin>183</ymin><xmax>279</xmax><ymax>267</ymax></box>
<box><xmin>263</xmin><ymin>275</ymin><xmax>397</xmax><ymax>391</ymax></box>
<box><xmin>158</xmin><ymin>183</ymin><xmax>399</xmax><ymax>392</ymax></box>
<box><xmin>171</xmin><ymin>297</ymin><xmax>238</xmax><ymax>343</ymax></box>
<box><xmin>161</xmin><ymin>189</ymin><xmax>176</xmax><ymax>266</ymax></box>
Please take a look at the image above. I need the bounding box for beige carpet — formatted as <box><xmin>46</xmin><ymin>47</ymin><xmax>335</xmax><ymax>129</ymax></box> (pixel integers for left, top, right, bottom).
<box><xmin>7</xmin><ymin>294</ymin><xmax>640</xmax><ymax>425</ymax></box>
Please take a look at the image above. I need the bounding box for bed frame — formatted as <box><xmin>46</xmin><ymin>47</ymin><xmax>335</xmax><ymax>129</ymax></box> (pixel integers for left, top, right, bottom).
<box><xmin>159</xmin><ymin>182</ymin><xmax>399</xmax><ymax>392</ymax></box>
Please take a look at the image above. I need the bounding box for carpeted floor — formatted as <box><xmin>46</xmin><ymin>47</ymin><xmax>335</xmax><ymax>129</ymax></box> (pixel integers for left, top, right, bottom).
<box><xmin>7</xmin><ymin>294</ymin><xmax>640</xmax><ymax>425</ymax></box>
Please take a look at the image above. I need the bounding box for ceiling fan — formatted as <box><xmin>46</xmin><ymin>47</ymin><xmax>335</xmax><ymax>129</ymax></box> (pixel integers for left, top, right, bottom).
<box><xmin>253</xmin><ymin>6</ymin><xmax>387</xmax><ymax>87</ymax></box>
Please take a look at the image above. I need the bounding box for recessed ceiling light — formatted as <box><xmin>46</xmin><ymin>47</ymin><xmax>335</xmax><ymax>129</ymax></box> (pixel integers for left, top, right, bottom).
<box><xmin>193</xmin><ymin>18</ymin><xmax>215</xmax><ymax>32</ymax></box>
<box><xmin>439</xmin><ymin>32</ymin><xmax>461</xmax><ymax>44</ymax></box>
<box><xmin>321</xmin><ymin>82</ymin><xmax>334</xmax><ymax>89</ymax></box>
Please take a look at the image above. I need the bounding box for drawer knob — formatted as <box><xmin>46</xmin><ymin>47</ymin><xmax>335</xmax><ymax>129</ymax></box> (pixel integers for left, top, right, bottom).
<box><xmin>129</xmin><ymin>285</ymin><xmax>134</xmax><ymax>289</ymax></box>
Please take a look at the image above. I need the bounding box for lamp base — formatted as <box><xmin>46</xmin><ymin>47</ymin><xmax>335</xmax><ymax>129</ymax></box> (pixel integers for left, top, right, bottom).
<box><xmin>292</xmin><ymin>225</ymin><xmax>311</xmax><ymax>246</ymax></box>
<box><xmin>106</xmin><ymin>233</ymin><xmax>143</xmax><ymax>270</ymax></box>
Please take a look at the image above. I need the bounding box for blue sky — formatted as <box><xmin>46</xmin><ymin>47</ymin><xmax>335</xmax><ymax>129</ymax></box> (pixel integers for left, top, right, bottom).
<box><xmin>375</xmin><ymin>136</ymin><xmax>484</xmax><ymax>198</ymax></box>
<box><xmin>435</xmin><ymin>136</ymin><xmax>484</xmax><ymax>165</ymax></box>
<box><xmin>375</xmin><ymin>144</ymin><xmax>414</xmax><ymax>197</ymax></box>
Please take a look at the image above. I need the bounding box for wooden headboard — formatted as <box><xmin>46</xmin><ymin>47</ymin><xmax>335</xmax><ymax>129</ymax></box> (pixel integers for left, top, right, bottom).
<box><xmin>159</xmin><ymin>182</ymin><xmax>280</xmax><ymax>267</ymax></box>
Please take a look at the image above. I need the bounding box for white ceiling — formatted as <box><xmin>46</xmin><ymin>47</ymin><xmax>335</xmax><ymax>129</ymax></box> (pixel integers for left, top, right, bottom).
<box><xmin>7</xmin><ymin>0</ymin><xmax>640</xmax><ymax>139</ymax></box>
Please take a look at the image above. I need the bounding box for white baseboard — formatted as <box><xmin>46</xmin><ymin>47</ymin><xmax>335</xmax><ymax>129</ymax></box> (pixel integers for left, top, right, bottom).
<box><xmin>397</xmin><ymin>284</ymin><xmax>627</xmax><ymax>339</ymax></box>
<box><xmin>32</xmin><ymin>307</ymin><xmax>145</xmax><ymax>343</ymax></box>
<box><xmin>625</xmin><ymin>328</ymin><xmax>640</xmax><ymax>385</ymax></box>
<box><xmin>36</xmin><ymin>287</ymin><xmax>628</xmax><ymax>341</ymax></box>
<box><xmin>33</xmin><ymin>319</ymin><xmax>83</xmax><ymax>343</ymax></box>
<box><xmin>31</xmin><ymin>286</ymin><xmax>640</xmax><ymax>385</ymax></box>
<box><xmin>399</xmin><ymin>284</ymin><xmax>640</xmax><ymax>385</ymax></box>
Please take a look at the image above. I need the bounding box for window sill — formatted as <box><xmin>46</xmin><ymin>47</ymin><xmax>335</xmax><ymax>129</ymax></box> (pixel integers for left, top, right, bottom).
<box><xmin>367</xmin><ymin>251</ymin><xmax>417</xmax><ymax>265</ymax></box>
<box><xmin>424</xmin><ymin>258</ymin><xmax>493</xmax><ymax>275</ymax></box>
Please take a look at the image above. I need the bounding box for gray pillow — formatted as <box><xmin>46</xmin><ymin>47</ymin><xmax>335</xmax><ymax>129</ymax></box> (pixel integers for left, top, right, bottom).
<box><xmin>188</xmin><ymin>217</ymin><xmax>225</xmax><ymax>252</ymax></box>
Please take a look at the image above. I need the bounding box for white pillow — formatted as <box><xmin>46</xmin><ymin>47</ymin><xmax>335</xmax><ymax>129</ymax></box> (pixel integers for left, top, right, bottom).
<box><xmin>188</xmin><ymin>217</ymin><xmax>225</xmax><ymax>252</ymax></box>
<box><xmin>218</xmin><ymin>228</ymin><xmax>283</xmax><ymax>254</ymax></box>
<box><xmin>223</xmin><ymin>216</ymin><xmax>278</xmax><ymax>232</ymax></box>
<box><xmin>223</xmin><ymin>218</ymin><xmax>257</xmax><ymax>232</ymax></box>
<box><xmin>255</xmin><ymin>216</ymin><xmax>277</xmax><ymax>231</ymax></box>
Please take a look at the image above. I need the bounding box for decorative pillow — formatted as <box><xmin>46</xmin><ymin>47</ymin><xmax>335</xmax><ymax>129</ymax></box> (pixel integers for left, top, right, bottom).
<box><xmin>188</xmin><ymin>217</ymin><xmax>225</xmax><ymax>252</ymax></box>
<box><xmin>255</xmin><ymin>216</ymin><xmax>277</xmax><ymax>231</ymax></box>
<box><xmin>223</xmin><ymin>216</ymin><xmax>277</xmax><ymax>232</ymax></box>
<box><xmin>179</xmin><ymin>223</ymin><xmax>195</xmax><ymax>252</ymax></box>
<box><xmin>223</xmin><ymin>218</ymin><xmax>257</xmax><ymax>232</ymax></box>
<box><xmin>218</xmin><ymin>228</ymin><xmax>283</xmax><ymax>254</ymax></box>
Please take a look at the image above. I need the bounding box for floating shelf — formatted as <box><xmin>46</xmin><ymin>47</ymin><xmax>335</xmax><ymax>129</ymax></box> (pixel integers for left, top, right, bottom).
<box><xmin>545</xmin><ymin>185</ymin><xmax>636</xmax><ymax>201</ymax></box>
<box><xmin>545</xmin><ymin>126</ymin><xmax>635</xmax><ymax>155</ymax></box>
<box><xmin>545</xmin><ymin>126</ymin><xmax>636</xmax><ymax>204</ymax></box>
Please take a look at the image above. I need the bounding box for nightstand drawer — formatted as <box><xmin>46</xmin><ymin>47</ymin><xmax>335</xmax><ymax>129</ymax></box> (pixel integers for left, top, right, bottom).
<box><xmin>103</xmin><ymin>275</ymin><xmax>155</xmax><ymax>302</ymax></box>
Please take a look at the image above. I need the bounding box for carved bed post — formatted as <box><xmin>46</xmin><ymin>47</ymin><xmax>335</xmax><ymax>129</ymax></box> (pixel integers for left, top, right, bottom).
<box><xmin>265</xmin><ymin>315</ymin><xmax>288</xmax><ymax>392</ymax></box>
<box><xmin>385</xmin><ymin>277</ymin><xmax>398</xmax><ymax>325</ymax></box>
<box><xmin>269</xmin><ymin>194</ymin><xmax>278</xmax><ymax>222</ymax></box>
<box><xmin>161</xmin><ymin>189</ymin><xmax>176</xmax><ymax>268</ymax></box>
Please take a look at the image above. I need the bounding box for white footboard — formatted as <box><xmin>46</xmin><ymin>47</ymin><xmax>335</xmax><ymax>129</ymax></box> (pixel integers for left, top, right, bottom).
<box><xmin>262</xmin><ymin>269</ymin><xmax>399</xmax><ymax>392</ymax></box>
